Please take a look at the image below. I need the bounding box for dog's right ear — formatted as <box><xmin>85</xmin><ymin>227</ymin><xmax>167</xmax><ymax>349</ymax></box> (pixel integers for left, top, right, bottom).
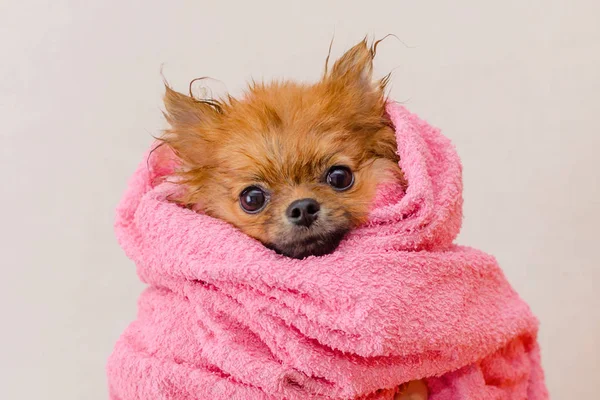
<box><xmin>163</xmin><ymin>86</ymin><xmax>221</xmax><ymax>128</ymax></box>
<box><xmin>160</xmin><ymin>86</ymin><xmax>224</xmax><ymax>174</ymax></box>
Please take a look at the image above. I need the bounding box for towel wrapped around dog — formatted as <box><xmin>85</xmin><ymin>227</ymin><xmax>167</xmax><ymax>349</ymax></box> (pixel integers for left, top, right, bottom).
<box><xmin>107</xmin><ymin>103</ymin><xmax>548</xmax><ymax>399</ymax></box>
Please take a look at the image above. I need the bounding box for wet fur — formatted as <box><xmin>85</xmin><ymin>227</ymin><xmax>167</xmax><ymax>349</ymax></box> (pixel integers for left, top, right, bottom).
<box><xmin>160</xmin><ymin>39</ymin><xmax>403</xmax><ymax>259</ymax></box>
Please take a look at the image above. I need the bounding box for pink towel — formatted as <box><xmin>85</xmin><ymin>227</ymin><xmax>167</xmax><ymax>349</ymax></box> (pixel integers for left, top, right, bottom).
<box><xmin>107</xmin><ymin>103</ymin><xmax>548</xmax><ymax>399</ymax></box>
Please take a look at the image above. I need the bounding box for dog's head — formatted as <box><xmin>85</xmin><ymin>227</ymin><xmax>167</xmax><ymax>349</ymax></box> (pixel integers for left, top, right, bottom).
<box><xmin>161</xmin><ymin>40</ymin><xmax>402</xmax><ymax>258</ymax></box>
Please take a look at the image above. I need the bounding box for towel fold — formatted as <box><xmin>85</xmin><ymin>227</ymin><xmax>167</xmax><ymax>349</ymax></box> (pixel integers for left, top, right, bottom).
<box><xmin>107</xmin><ymin>103</ymin><xmax>548</xmax><ymax>399</ymax></box>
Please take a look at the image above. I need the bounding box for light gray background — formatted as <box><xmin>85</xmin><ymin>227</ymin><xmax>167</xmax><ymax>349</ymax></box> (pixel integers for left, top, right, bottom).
<box><xmin>1</xmin><ymin>1</ymin><xmax>598</xmax><ymax>399</ymax></box>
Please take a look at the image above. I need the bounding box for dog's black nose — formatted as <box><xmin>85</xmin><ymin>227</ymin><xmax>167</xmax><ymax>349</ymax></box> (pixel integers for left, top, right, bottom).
<box><xmin>286</xmin><ymin>198</ymin><xmax>320</xmax><ymax>227</ymax></box>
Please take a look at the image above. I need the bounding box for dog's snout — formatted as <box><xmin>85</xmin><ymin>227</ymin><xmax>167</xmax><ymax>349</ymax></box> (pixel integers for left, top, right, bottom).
<box><xmin>286</xmin><ymin>198</ymin><xmax>320</xmax><ymax>227</ymax></box>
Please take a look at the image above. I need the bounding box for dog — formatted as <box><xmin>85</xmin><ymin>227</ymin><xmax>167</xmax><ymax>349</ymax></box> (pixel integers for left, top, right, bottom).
<box><xmin>160</xmin><ymin>38</ymin><xmax>427</xmax><ymax>400</ymax></box>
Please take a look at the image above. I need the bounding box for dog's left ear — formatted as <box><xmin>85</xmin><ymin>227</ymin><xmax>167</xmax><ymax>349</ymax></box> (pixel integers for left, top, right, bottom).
<box><xmin>326</xmin><ymin>39</ymin><xmax>377</xmax><ymax>92</ymax></box>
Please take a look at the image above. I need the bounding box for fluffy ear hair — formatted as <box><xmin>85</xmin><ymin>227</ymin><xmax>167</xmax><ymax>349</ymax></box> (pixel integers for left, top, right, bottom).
<box><xmin>324</xmin><ymin>38</ymin><xmax>390</xmax><ymax>118</ymax></box>
<box><xmin>163</xmin><ymin>85</ymin><xmax>221</xmax><ymax>128</ymax></box>
<box><xmin>160</xmin><ymin>85</ymin><xmax>224</xmax><ymax>184</ymax></box>
<box><xmin>326</xmin><ymin>38</ymin><xmax>378</xmax><ymax>92</ymax></box>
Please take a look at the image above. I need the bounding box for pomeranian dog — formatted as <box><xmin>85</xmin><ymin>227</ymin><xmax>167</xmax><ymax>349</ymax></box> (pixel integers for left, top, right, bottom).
<box><xmin>161</xmin><ymin>39</ymin><xmax>403</xmax><ymax>259</ymax></box>
<box><xmin>160</xmin><ymin>38</ymin><xmax>427</xmax><ymax>399</ymax></box>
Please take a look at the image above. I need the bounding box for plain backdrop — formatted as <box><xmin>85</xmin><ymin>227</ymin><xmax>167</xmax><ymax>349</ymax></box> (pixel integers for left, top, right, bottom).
<box><xmin>1</xmin><ymin>0</ymin><xmax>599</xmax><ymax>399</ymax></box>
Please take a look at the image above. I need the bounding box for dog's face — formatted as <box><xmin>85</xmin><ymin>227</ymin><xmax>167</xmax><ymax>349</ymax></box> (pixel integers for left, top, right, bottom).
<box><xmin>161</xmin><ymin>40</ymin><xmax>402</xmax><ymax>258</ymax></box>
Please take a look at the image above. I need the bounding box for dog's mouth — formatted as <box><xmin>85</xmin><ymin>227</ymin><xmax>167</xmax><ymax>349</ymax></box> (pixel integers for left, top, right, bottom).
<box><xmin>267</xmin><ymin>228</ymin><xmax>349</xmax><ymax>259</ymax></box>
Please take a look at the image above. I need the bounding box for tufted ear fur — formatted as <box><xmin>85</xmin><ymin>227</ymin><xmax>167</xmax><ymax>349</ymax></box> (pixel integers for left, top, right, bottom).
<box><xmin>160</xmin><ymin>85</ymin><xmax>225</xmax><ymax>193</ymax></box>
<box><xmin>323</xmin><ymin>38</ymin><xmax>389</xmax><ymax>117</ymax></box>
<box><xmin>163</xmin><ymin>85</ymin><xmax>221</xmax><ymax>128</ymax></box>
<box><xmin>326</xmin><ymin>38</ymin><xmax>379</xmax><ymax>92</ymax></box>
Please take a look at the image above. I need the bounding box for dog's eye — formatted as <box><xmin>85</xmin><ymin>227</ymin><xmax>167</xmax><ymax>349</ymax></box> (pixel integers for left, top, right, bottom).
<box><xmin>239</xmin><ymin>186</ymin><xmax>268</xmax><ymax>213</ymax></box>
<box><xmin>326</xmin><ymin>166</ymin><xmax>354</xmax><ymax>191</ymax></box>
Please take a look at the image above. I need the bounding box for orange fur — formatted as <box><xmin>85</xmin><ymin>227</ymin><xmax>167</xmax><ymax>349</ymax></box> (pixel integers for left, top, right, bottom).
<box><xmin>160</xmin><ymin>39</ymin><xmax>404</xmax><ymax>259</ymax></box>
